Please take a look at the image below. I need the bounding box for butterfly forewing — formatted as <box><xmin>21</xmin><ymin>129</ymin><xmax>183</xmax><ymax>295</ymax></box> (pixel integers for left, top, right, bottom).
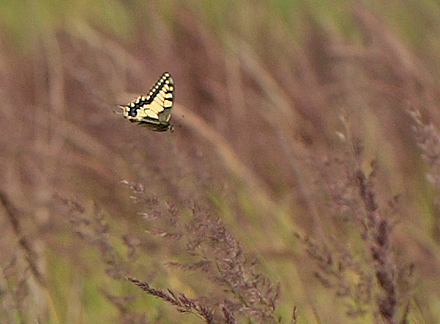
<box><xmin>121</xmin><ymin>72</ymin><xmax>174</xmax><ymax>131</ymax></box>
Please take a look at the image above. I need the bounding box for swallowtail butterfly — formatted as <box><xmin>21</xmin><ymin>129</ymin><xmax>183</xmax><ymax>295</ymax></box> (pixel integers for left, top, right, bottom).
<box><xmin>120</xmin><ymin>72</ymin><xmax>174</xmax><ymax>132</ymax></box>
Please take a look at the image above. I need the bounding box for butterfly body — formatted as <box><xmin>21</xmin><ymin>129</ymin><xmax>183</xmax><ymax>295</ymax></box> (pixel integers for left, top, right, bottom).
<box><xmin>121</xmin><ymin>72</ymin><xmax>174</xmax><ymax>132</ymax></box>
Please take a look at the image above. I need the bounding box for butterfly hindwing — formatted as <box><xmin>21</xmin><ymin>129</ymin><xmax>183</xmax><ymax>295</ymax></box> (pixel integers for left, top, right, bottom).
<box><xmin>121</xmin><ymin>72</ymin><xmax>174</xmax><ymax>131</ymax></box>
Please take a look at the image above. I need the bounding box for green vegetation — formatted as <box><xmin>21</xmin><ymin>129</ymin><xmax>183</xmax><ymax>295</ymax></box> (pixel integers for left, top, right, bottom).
<box><xmin>1</xmin><ymin>1</ymin><xmax>440</xmax><ymax>323</ymax></box>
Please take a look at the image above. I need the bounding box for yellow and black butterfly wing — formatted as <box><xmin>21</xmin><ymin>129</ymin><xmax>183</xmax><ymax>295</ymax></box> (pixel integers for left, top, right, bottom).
<box><xmin>121</xmin><ymin>72</ymin><xmax>174</xmax><ymax>132</ymax></box>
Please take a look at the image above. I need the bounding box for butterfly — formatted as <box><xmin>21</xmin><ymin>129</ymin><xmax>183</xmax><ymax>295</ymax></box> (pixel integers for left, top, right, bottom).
<box><xmin>120</xmin><ymin>72</ymin><xmax>174</xmax><ymax>132</ymax></box>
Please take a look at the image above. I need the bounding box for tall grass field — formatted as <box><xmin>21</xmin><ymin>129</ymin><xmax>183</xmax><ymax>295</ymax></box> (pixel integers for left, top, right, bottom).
<box><xmin>1</xmin><ymin>1</ymin><xmax>440</xmax><ymax>323</ymax></box>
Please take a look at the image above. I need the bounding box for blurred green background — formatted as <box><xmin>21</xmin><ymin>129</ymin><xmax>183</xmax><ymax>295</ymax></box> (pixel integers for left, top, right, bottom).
<box><xmin>1</xmin><ymin>0</ymin><xmax>440</xmax><ymax>323</ymax></box>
